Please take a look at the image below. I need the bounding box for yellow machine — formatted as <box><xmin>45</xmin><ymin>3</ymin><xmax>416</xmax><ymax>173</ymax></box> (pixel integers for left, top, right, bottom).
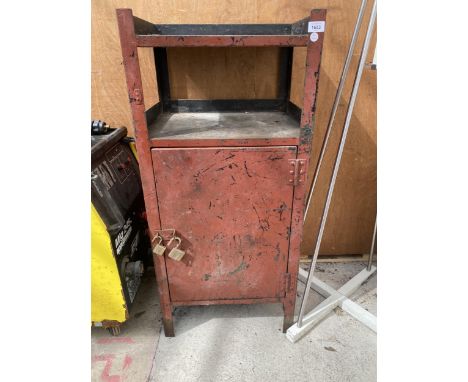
<box><xmin>91</xmin><ymin>206</ymin><xmax>127</xmax><ymax>327</ymax></box>
<box><xmin>91</xmin><ymin>124</ymin><xmax>149</xmax><ymax>335</ymax></box>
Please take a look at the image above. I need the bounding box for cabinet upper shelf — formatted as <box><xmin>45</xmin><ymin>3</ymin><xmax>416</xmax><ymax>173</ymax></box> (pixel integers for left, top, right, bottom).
<box><xmin>119</xmin><ymin>9</ymin><xmax>313</xmax><ymax>47</ymax></box>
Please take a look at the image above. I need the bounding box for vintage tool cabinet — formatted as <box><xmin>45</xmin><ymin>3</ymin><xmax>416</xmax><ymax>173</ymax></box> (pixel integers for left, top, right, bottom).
<box><xmin>117</xmin><ymin>8</ymin><xmax>326</xmax><ymax>336</ymax></box>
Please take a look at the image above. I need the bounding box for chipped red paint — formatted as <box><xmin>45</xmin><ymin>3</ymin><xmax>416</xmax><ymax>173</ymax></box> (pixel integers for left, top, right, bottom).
<box><xmin>116</xmin><ymin>8</ymin><xmax>327</xmax><ymax>336</ymax></box>
<box><xmin>136</xmin><ymin>35</ymin><xmax>309</xmax><ymax>47</ymax></box>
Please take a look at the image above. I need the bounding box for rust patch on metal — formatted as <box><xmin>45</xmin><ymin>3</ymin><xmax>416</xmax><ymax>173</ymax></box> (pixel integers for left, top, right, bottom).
<box><xmin>245</xmin><ymin>234</ymin><xmax>256</xmax><ymax>247</ymax></box>
<box><xmin>268</xmin><ymin>154</ymin><xmax>283</xmax><ymax>161</ymax></box>
<box><xmin>300</xmin><ymin>125</ymin><xmax>312</xmax><ymax>145</ymax></box>
<box><xmin>274</xmin><ymin>243</ymin><xmax>281</xmax><ymax>262</ymax></box>
<box><xmin>243</xmin><ymin>161</ymin><xmax>253</xmax><ymax>177</ymax></box>
<box><xmin>136</xmin><ymin>35</ymin><xmax>310</xmax><ymax>47</ymax></box>
<box><xmin>252</xmin><ymin>205</ymin><xmax>270</xmax><ymax>231</ymax></box>
<box><xmin>273</xmin><ymin>202</ymin><xmax>288</xmax><ymax>221</ymax></box>
<box><xmin>229</xmin><ymin>261</ymin><xmax>249</xmax><ymax>276</ymax></box>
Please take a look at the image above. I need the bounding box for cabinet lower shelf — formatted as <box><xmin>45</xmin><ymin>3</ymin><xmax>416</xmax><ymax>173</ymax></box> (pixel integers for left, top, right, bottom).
<box><xmin>148</xmin><ymin>111</ymin><xmax>300</xmax><ymax>147</ymax></box>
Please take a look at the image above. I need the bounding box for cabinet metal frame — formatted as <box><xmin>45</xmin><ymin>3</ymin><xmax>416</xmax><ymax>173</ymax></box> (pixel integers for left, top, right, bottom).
<box><xmin>116</xmin><ymin>8</ymin><xmax>326</xmax><ymax>336</ymax></box>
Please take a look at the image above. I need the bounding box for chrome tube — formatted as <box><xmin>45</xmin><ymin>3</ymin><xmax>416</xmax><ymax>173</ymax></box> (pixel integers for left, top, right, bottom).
<box><xmin>367</xmin><ymin>217</ymin><xmax>377</xmax><ymax>271</ymax></box>
<box><xmin>297</xmin><ymin>1</ymin><xmax>377</xmax><ymax>328</ymax></box>
<box><xmin>303</xmin><ymin>0</ymin><xmax>368</xmax><ymax>222</ymax></box>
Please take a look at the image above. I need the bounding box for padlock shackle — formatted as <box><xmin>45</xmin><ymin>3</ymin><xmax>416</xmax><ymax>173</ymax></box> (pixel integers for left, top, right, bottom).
<box><xmin>151</xmin><ymin>233</ymin><xmax>163</xmax><ymax>245</ymax></box>
<box><xmin>167</xmin><ymin>236</ymin><xmax>181</xmax><ymax>248</ymax></box>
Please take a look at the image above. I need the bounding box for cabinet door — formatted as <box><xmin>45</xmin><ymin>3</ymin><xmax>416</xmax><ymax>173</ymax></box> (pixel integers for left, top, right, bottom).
<box><xmin>152</xmin><ymin>146</ymin><xmax>297</xmax><ymax>302</ymax></box>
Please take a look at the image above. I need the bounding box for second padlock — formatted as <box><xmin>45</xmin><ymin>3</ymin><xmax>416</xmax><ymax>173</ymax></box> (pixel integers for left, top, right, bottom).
<box><xmin>167</xmin><ymin>236</ymin><xmax>186</xmax><ymax>261</ymax></box>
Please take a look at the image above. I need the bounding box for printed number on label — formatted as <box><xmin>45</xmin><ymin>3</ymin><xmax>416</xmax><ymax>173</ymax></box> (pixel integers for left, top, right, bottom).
<box><xmin>308</xmin><ymin>21</ymin><xmax>326</xmax><ymax>33</ymax></box>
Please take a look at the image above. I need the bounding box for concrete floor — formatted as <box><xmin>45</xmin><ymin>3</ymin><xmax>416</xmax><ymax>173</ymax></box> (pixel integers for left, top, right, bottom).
<box><xmin>91</xmin><ymin>272</ymin><xmax>162</xmax><ymax>381</ymax></box>
<box><xmin>91</xmin><ymin>262</ymin><xmax>376</xmax><ymax>382</ymax></box>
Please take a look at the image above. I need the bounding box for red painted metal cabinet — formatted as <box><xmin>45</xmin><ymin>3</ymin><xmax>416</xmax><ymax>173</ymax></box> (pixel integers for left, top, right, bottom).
<box><xmin>117</xmin><ymin>8</ymin><xmax>326</xmax><ymax>336</ymax></box>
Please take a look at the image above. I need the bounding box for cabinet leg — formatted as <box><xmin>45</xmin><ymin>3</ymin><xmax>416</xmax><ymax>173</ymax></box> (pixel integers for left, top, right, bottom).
<box><xmin>163</xmin><ymin>317</ymin><xmax>175</xmax><ymax>337</ymax></box>
<box><xmin>282</xmin><ymin>298</ymin><xmax>295</xmax><ymax>333</ymax></box>
<box><xmin>161</xmin><ymin>305</ymin><xmax>175</xmax><ymax>337</ymax></box>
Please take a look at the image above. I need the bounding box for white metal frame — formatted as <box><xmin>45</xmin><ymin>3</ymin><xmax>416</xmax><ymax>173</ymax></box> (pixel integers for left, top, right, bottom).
<box><xmin>286</xmin><ymin>266</ymin><xmax>376</xmax><ymax>343</ymax></box>
<box><xmin>286</xmin><ymin>0</ymin><xmax>377</xmax><ymax>343</ymax></box>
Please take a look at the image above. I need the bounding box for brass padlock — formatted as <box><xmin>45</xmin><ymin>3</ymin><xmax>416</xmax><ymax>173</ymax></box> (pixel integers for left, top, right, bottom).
<box><xmin>167</xmin><ymin>236</ymin><xmax>185</xmax><ymax>261</ymax></box>
<box><xmin>152</xmin><ymin>234</ymin><xmax>166</xmax><ymax>256</ymax></box>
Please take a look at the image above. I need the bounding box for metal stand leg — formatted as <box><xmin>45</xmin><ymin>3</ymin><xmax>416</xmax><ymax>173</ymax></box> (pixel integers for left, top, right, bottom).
<box><xmin>282</xmin><ymin>299</ymin><xmax>295</xmax><ymax>333</ymax></box>
<box><xmin>296</xmin><ymin>0</ymin><xmax>377</xmax><ymax>329</ymax></box>
<box><xmin>287</xmin><ymin>266</ymin><xmax>377</xmax><ymax>343</ymax></box>
<box><xmin>367</xmin><ymin>216</ymin><xmax>377</xmax><ymax>271</ymax></box>
<box><xmin>162</xmin><ymin>306</ymin><xmax>175</xmax><ymax>337</ymax></box>
<box><xmin>297</xmin><ymin>268</ymin><xmax>377</xmax><ymax>333</ymax></box>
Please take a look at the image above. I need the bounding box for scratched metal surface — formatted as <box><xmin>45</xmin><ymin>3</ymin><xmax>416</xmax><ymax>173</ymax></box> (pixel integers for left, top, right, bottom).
<box><xmin>149</xmin><ymin>111</ymin><xmax>300</xmax><ymax>140</ymax></box>
<box><xmin>152</xmin><ymin>146</ymin><xmax>297</xmax><ymax>301</ymax></box>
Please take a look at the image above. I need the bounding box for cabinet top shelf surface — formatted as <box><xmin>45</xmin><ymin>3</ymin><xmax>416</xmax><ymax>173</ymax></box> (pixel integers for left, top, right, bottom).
<box><xmin>133</xmin><ymin>15</ymin><xmax>310</xmax><ymax>37</ymax></box>
<box><xmin>148</xmin><ymin>111</ymin><xmax>300</xmax><ymax>140</ymax></box>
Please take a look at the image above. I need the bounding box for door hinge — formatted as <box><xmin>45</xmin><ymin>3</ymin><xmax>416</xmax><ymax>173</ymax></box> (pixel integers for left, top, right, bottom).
<box><xmin>288</xmin><ymin>159</ymin><xmax>307</xmax><ymax>186</ymax></box>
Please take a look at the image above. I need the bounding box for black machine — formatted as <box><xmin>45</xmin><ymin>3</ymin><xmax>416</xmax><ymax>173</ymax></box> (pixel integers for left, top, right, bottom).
<box><xmin>91</xmin><ymin>123</ymin><xmax>151</xmax><ymax>332</ymax></box>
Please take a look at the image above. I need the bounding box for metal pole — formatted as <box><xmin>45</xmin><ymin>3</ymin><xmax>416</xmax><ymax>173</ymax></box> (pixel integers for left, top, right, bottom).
<box><xmin>297</xmin><ymin>1</ymin><xmax>377</xmax><ymax>328</ymax></box>
<box><xmin>367</xmin><ymin>217</ymin><xmax>377</xmax><ymax>271</ymax></box>
<box><xmin>304</xmin><ymin>0</ymin><xmax>368</xmax><ymax>222</ymax></box>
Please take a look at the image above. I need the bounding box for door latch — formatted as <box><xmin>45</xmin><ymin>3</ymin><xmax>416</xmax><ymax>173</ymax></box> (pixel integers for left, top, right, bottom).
<box><xmin>288</xmin><ymin>159</ymin><xmax>307</xmax><ymax>186</ymax></box>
